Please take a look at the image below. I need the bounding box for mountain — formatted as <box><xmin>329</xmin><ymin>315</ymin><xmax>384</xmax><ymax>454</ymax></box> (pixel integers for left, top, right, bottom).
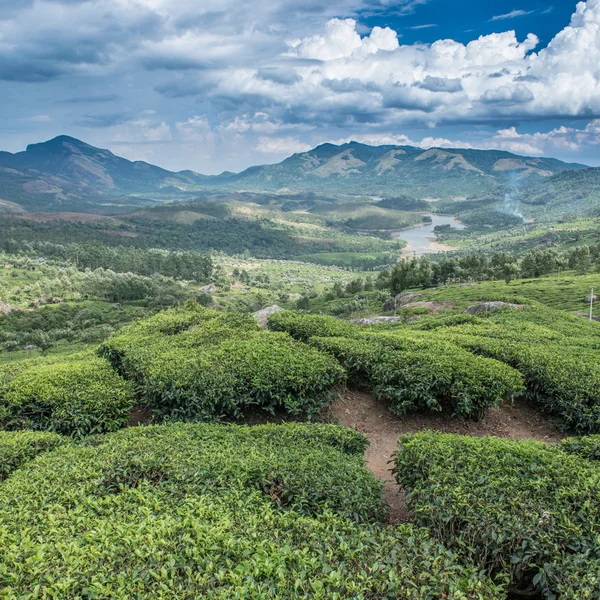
<box><xmin>0</xmin><ymin>136</ymin><xmax>589</xmax><ymax>213</ymax></box>
<box><xmin>212</xmin><ymin>142</ymin><xmax>586</xmax><ymax>198</ymax></box>
<box><xmin>0</xmin><ymin>136</ymin><xmax>206</xmax><ymax>213</ymax></box>
<box><xmin>521</xmin><ymin>167</ymin><xmax>600</xmax><ymax>219</ymax></box>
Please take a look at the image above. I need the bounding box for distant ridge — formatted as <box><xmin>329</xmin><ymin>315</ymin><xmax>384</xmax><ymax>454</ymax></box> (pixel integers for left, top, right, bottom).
<box><xmin>0</xmin><ymin>135</ymin><xmax>590</xmax><ymax>213</ymax></box>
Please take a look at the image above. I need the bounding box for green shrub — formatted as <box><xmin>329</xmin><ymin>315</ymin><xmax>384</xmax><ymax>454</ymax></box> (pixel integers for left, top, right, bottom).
<box><xmin>100</xmin><ymin>309</ymin><xmax>345</xmax><ymax>422</ymax></box>
<box><xmin>0</xmin><ymin>430</ymin><xmax>66</xmax><ymax>482</ymax></box>
<box><xmin>453</xmin><ymin>336</ymin><xmax>600</xmax><ymax>432</ymax></box>
<box><xmin>311</xmin><ymin>334</ymin><xmax>524</xmax><ymax>419</ymax></box>
<box><xmin>393</xmin><ymin>432</ymin><xmax>600</xmax><ymax>598</ymax></box>
<box><xmin>0</xmin><ymin>353</ymin><xmax>136</xmax><ymax>438</ymax></box>
<box><xmin>267</xmin><ymin>310</ymin><xmax>359</xmax><ymax>342</ymax></box>
<box><xmin>0</xmin><ymin>423</ymin><xmax>504</xmax><ymax>599</ymax></box>
<box><xmin>561</xmin><ymin>434</ymin><xmax>600</xmax><ymax>461</ymax></box>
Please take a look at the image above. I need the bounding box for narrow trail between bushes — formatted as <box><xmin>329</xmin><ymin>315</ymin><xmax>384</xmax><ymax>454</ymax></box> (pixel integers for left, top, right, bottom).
<box><xmin>330</xmin><ymin>390</ymin><xmax>564</xmax><ymax>525</ymax></box>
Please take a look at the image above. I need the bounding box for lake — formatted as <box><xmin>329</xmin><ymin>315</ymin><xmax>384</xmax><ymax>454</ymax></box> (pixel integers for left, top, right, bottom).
<box><xmin>392</xmin><ymin>214</ymin><xmax>465</xmax><ymax>255</ymax></box>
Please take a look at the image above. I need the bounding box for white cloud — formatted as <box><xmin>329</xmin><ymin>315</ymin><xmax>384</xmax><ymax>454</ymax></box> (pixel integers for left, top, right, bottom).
<box><xmin>289</xmin><ymin>18</ymin><xmax>398</xmax><ymax>60</ymax></box>
<box><xmin>255</xmin><ymin>136</ymin><xmax>312</xmax><ymax>154</ymax></box>
<box><xmin>111</xmin><ymin>116</ymin><xmax>172</xmax><ymax>143</ymax></box>
<box><xmin>490</xmin><ymin>9</ymin><xmax>534</xmax><ymax>21</ymax></box>
<box><xmin>490</xmin><ymin>121</ymin><xmax>600</xmax><ymax>156</ymax></box>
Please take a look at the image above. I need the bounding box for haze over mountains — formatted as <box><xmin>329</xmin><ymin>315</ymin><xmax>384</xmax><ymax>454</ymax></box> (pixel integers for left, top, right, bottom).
<box><xmin>0</xmin><ymin>135</ymin><xmax>593</xmax><ymax>215</ymax></box>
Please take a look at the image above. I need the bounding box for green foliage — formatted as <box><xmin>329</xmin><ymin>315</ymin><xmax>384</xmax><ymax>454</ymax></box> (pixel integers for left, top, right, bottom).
<box><xmin>310</xmin><ymin>334</ymin><xmax>523</xmax><ymax>419</ymax></box>
<box><xmin>0</xmin><ymin>423</ymin><xmax>503</xmax><ymax>599</ymax></box>
<box><xmin>392</xmin><ymin>431</ymin><xmax>600</xmax><ymax>599</ymax></box>
<box><xmin>267</xmin><ymin>310</ymin><xmax>359</xmax><ymax>342</ymax></box>
<box><xmin>561</xmin><ymin>434</ymin><xmax>600</xmax><ymax>461</ymax></box>
<box><xmin>396</xmin><ymin>301</ymin><xmax>600</xmax><ymax>432</ymax></box>
<box><xmin>0</xmin><ymin>352</ymin><xmax>136</xmax><ymax>438</ymax></box>
<box><xmin>0</xmin><ymin>430</ymin><xmax>66</xmax><ymax>481</ymax></box>
<box><xmin>101</xmin><ymin>306</ymin><xmax>345</xmax><ymax>421</ymax></box>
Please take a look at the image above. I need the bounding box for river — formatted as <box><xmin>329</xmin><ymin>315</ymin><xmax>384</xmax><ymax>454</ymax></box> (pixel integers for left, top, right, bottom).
<box><xmin>391</xmin><ymin>214</ymin><xmax>465</xmax><ymax>256</ymax></box>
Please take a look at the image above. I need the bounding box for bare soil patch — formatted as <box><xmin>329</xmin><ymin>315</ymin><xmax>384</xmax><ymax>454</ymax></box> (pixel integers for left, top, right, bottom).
<box><xmin>330</xmin><ymin>389</ymin><xmax>564</xmax><ymax>524</ymax></box>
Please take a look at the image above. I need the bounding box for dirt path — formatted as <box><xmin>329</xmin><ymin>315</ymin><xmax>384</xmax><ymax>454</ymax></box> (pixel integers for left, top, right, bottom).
<box><xmin>330</xmin><ymin>389</ymin><xmax>564</xmax><ymax>524</ymax></box>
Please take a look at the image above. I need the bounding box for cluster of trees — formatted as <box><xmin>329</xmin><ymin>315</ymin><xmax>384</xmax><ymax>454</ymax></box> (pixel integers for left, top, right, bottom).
<box><xmin>0</xmin><ymin>305</ymin><xmax>123</xmax><ymax>356</ymax></box>
<box><xmin>1</xmin><ymin>240</ymin><xmax>213</xmax><ymax>282</ymax></box>
<box><xmin>385</xmin><ymin>243</ymin><xmax>600</xmax><ymax>294</ymax></box>
<box><xmin>0</xmin><ymin>215</ymin><xmax>397</xmax><ymax>263</ymax></box>
<box><xmin>2</xmin><ymin>265</ymin><xmax>194</xmax><ymax>307</ymax></box>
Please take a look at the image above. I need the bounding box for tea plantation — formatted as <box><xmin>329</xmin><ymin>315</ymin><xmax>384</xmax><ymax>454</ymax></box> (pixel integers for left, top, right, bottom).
<box><xmin>0</xmin><ymin>424</ymin><xmax>504</xmax><ymax>599</ymax></box>
<box><xmin>1</xmin><ymin>300</ymin><xmax>600</xmax><ymax>597</ymax></box>
<box><xmin>269</xmin><ymin>301</ymin><xmax>600</xmax><ymax>431</ymax></box>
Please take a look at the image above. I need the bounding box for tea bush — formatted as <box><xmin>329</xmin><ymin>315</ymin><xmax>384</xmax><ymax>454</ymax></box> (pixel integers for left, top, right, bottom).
<box><xmin>390</xmin><ymin>302</ymin><xmax>600</xmax><ymax>432</ymax></box>
<box><xmin>0</xmin><ymin>423</ymin><xmax>504</xmax><ymax>599</ymax></box>
<box><xmin>310</xmin><ymin>334</ymin><xmax>523</xmax><ymax>419</ymax></box>
<box><xmin>450</xmin><ymin>336</ymin><xmax>600</xmax><ymax>432</ymax></box>
<box><xmin>100</xmin><ymin>308</ymin><xmax>345</xmax><ymax>421</ymax></box>
<box><xmin>267</xmin><ymin>310</ymin><xmax>359</xmax><ymax>342</ymax></box>
<box><xmin>561</xmin><ymin>434</ymin><xmax>600</xmax><ymax>461</ymax></box>
<box><xmin>0</xmin><ymin>353</ymin><xmax>136</xmax><ymax>438</ymax></box>
<box><xmin>393</xmin><ymin>431</ymin><xmax>600</xmax><ymax>598</ymax></box>
<box><xmin>0</xmin><ymin>430</ymin><xmax>66</xmax><ymax>481</ymax></box>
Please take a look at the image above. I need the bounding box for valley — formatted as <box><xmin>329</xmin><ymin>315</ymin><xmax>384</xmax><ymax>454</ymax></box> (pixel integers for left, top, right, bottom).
<box><xmin>1</xmin><ymin>135</ymin><xmax>600</xmax><ymax>599</ymax></box>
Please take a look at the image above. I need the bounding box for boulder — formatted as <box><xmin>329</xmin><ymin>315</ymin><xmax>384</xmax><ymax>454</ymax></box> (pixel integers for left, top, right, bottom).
<box><xmin>349</xmin><ymin>316</ymin><xmax>404</xmax><ymax>325</ymax></box>
<box><xmin>464</xmin><ymin>301</ymin><xmax>522</xmax><ymax>315</ymax></box>
<box><xmin>254</xmin><ymin>305</ymin><xmax>283</xmax><ymax>328</ymax></box>
<box><xmin>382</xmin><ymin>292</ymin><xmax>423</xmax><ymax>312</ymax></box>
<box><xmin>202</xmin><ymin>284</ymin><xmax>220</xmax><ymax>293</ymax></box>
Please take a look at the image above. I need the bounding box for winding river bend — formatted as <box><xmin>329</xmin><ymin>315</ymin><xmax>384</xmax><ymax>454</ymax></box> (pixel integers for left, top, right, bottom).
<box><xmin>392</xmin><ymin>214</ymin><xmax>465</xmax><ymax>256</ymax></box>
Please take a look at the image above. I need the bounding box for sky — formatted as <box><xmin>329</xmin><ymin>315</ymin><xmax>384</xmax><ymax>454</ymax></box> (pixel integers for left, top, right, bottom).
<box><xmin>0</xmin><ymin>0</ymin><xmax>599</xmax><ymax>174</ymax></box>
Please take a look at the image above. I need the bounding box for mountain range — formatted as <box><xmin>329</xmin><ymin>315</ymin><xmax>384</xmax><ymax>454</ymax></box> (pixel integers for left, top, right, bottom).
<box><xmin>0</xmin><ymin>135</ymin><xmax>594</xmax><ymax>214</ymax></box>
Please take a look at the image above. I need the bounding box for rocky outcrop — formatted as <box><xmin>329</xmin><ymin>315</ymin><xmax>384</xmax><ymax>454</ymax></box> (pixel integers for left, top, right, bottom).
<box><xmin>382</xmin><ymin>293</ymin><xmax>422</xmax><ymax>311</ymax></box>
<box><xmin>349</xmin><ymin>316</ymin><xmax>404</xmax><ymax>325</ymax></box>
<box><xmin>464</xmin><ymin>301</ymin><xmax>522</xmax><ymax>315</ymax></box>
<box><xmin>254</xmin><ymin>305</ymin><xmax>283</xmax><ymax>328</ymax></box>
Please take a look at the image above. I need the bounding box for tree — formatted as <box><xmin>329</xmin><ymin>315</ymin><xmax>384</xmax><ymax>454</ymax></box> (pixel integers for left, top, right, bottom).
<box><xmin>296</xmin><ymin>295</ymin><xmax>310</xmax><ymax>310</ymax></box>
<box><xmin>345</xmin><ymin>278</ymin><xmax>364</xmax><ymax>295</ymax></box>
<box><xmin>29</xmin><ymin>331</ymin><xmax>54</xmax><ymax>356</ymax></box>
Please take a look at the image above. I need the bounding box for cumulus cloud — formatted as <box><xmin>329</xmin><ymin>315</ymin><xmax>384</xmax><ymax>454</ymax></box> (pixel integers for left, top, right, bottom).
<box><xmin>2</xmin><ymin>0</ymin><xmax>600</xmax><ymax>170</ymax></box>
<box><xmin>480</xmin><ymin>83</ymin><xmax>534</xmax><ymax>105</ymax></box>
<box><xmin>490</xmin><ymin>120</ymin><xmax>600</xmax><ymax>155</ymax></box>
<box><xmin>255</xmin><ymin>136</ymin><xmax>313</xmax><ymax>154</ymax></box>
<box><xmin>288</xmin><ymin>18</ymin><xmax>399</xmax><ymax>60</ymax></box>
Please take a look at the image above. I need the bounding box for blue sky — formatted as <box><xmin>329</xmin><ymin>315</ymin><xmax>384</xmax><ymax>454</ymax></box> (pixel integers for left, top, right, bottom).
<box><xmin>1</xmin><ymin>0</ymin><xmax>599</xmax><ymax>173</ymax></box>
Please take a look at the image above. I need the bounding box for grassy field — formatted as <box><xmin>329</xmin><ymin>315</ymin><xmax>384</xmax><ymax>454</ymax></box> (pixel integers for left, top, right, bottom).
<box><xmin>418</xmin><ymin>272</ymin><xmax>600</xmax><ymax>313</ymax></box>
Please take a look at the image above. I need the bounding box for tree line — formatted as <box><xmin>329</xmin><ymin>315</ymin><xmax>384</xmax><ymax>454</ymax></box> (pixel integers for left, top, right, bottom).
<box><xmin>1</xmin><ymin>240</ymin><xmax>213</xmax><ymax>282</ymax></box>
<box><xmin>384</xmin><ymin>244</ymin><xmax>600</xmax><ymax>294</ymax></box>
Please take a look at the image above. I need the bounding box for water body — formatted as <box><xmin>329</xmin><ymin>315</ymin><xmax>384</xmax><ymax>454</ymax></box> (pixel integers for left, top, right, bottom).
<box><xmin>392</xmin><ymin>214</ymin><xmax>465</xmax><ymax>255</ymax></box>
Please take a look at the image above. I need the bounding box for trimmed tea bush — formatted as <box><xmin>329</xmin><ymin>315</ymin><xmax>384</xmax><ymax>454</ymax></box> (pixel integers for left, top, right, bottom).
<box><xmin>100</xmin><ymin>308</ymin><xmax>345</xmax><ymax>421</ymax></box>
<box><xmin>393</xmin><ymin>431</ymin><xmax>600</xmax><ymax>598</ymax></box>
<box><xmin>0</xmin><ymin>423</ymin><xmax>504</xmax><ymax>599</ymax></box>
<box><xmin>451</xmin><ymin>336</ymin><xmax>600</xmax><ymax>432</ymax></box>
<box><xmin>0</xmin><ymin>353</ymin><xmax>136</xmax><ymax>438</ymax></box>
<box><xmin>400</xmin><ymin>302</ymin><xmax>600</xmax><ymax>432</ymax></box>
<box><xmin>0</xmin><ymin>430</ymin><xmax>66</xmax><ymax>482</ymax></box>
<box><xmin>561</xmin><ymin>434</ymin><xmax>600</xmax><ymax>461</ymax></box>
<box><xmin>267</xmin><ymin>310</ymin><xmax>359</xmax><ymax>342</ymax></box>
<box><xmin>310</xmin><ymin>334</ymin><xmax>524</xmax><ymax>419</ymax></box>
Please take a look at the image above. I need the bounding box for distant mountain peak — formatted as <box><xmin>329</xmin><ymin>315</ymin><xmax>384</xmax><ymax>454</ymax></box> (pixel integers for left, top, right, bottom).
<box><xmin>0</xmin><ymin>136</ymin><xmax>591</xmax><ymax>215</ymax></box>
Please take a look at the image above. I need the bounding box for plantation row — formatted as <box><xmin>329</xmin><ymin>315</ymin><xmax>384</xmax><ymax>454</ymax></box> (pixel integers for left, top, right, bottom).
<box><xmin>2</xmin><ymin>298</ymin><xmax>600</xmax><ymax>436</ymax></box>
<box><xmin>0</xmin><ymin>305</ymin><xmax>346</xmax><ymax>436</ymax></box>
<box><xmin>1</xmin><ymin>424</ymin><xmax>599</xmax><ymax>597</ymax></box>
<box><xmin>268</xmin><ymin>302</ymin><xmax>600</xmax><ymax>432</ymax></box>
